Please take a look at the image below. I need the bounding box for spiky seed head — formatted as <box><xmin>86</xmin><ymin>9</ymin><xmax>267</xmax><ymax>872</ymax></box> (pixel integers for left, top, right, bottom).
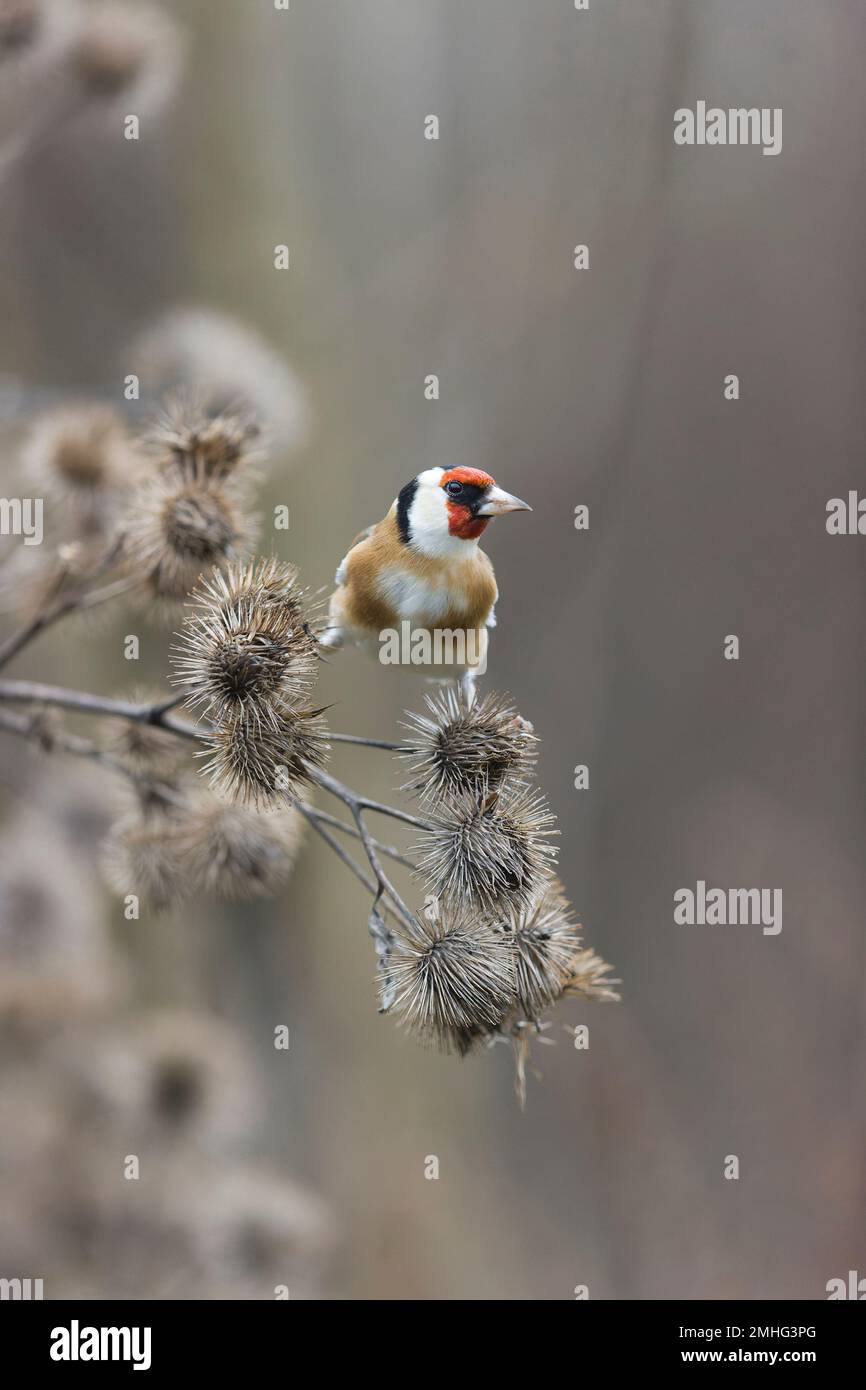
<box><xmin>123</xmin><ymin>471</ymin><xmax>257</xmax><ymax>605</ymax></box>
<box><xmin>561</xmin><ymin>948</ymin><xmax>621</xmax><ymax>1004</ymax></box>
<box><xmin>101</xmin><ymin>813</ymin><xmax>188</xmax><ymax>911</ymax></box>
<box><xmin>171</xmin><ymin>561</ymin><xmax>318</xmax><ymax>723</ymax></box>
<box><xmin>506</xmin><ymin>878</ymin><xmax>588</xmax><ymax>1018</ymax></box>
<box><xmin>417</xmin><ymin>783</ymin><xmax>558</xmax><ymax>914</ymax></box>
<box><xmin>401</xmin><ymin>687</ymin><xmax>537</xmax><ymax>802</ymax></box>
<box><xmin>109</xmin><ymin>765</ymin><xmax>193</xmax><ymax>823</ymax></box>
<box><xmin>179</xmin><ymin>793</ymin><xmax>304</xmax><ymax>901</ymax></box>
<box><xmin>109</xmin><ymin>721</ymin><xmax>186</xmax><ymax>779</ymax></box>
<box><xmin>0</xmin><ymin>0</ymin><xmax>39</xmax><ymax>56</ymax></box>
<box><xmin>199</xmin><ymin>704</ymin><xmax>328</xmax><ymax>807</ymax></box>
<box><xmin>149</xmin><ymin>395</ymin><xmax>261</xmax><ymax>484</ymax></box>
<box><xmin>178</xmin><ymin>1161</ymin><xmax>336</xmax><ymax>1292</ymax></box>
<box><xmin>66</xmin><ymin>1011</ymin><xmax>260</xmax><ymax>1149</ymax></box>
<box><xmin>130</xmin><ymin>307</ymin><xmax>312</xmax><ymax>455</ymax></box>
<box><xmin>104</xmin><ymin>689</ymin><xmax>188</xmax><ymax>778</ymax></box>
<box><xmin>72</xmin><ymin>1</ymin><xmax>185</xmax><ymax>117</ymax></box>
<box><xmin>380</xmin><ymin>898</ymin><xmax>516</xmax><ymax>1054</ymax></box>
<box><xmin>20</xmin><ymin>405</ymin><xmax>138</xmax><ymax>550</ymax></box>
<box><xmin>221</xmin><ymin>555</ymin><xmax>310</xmax><ymax>619</ymax></box>
<box><xmin>0</xmin><ymin>0</ymin><xmax>79</xmax><ymax>83</ymax></box>
<box><xmin>21</xmin><ymin>404</ymin><xmax>134</xmax><ymax>494</ymax></box>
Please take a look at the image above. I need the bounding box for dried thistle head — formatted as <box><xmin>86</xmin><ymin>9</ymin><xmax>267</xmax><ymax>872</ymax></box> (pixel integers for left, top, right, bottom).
<box><xmin>417</xmin><ymin>782</ymin><xmax>558</xmax><ymax>914</ymax></box>
<box><xmin>199</xmin><ymin>704</ymin><xmax>329</xmax><ymax>807</ymax></box>
<box><xmin>0</xmin><ymin>0</ymin><xmax>78</xmax><ymax>96</ymax></box>
<box><xmin>171</xmin><ymin>560</ymin><xmax>319</xmax><ymax>724</ymax></box>
<box><xmin>22</xmin><ymin>404</ymin><xmax>134</xmax><ymax>495</ymax></box>
<box><xmin>380</xmin><ymin>897</ymin><xmax>516</xmax><ymax>1054</ymax></box>
<box><xmin>179</xmin><ymin>1161</ymin><xmax>336</xmax><ymax>1298</ymax></box>
<box><xmin>130</xmin><ymin>306</ymin><xmax>312</xmax><ymax>455</ymax></box>
<box><xmin>64</xmin><ymin>1010</ymin><xmax>260</xmax><ymax>1151</ymax></box>
<box><xmin>401</xmin><ymin>687</ymin><xmax>536</xmax><ymax>801</ymax></box>
<box><xmin>149</xmin><ymin>395</ymin><xmax>261</xmax><ymax>484</ymax></box>
<box><xmin>561</xmin><ymin>948</ymin><xmax>621</xmax><ymax>1004</ymax></box>
<box><xmin>506</xmin><ymin>878</ymin><xmax>586</xmax><ymax>1018</ymax></box>
<box><xmin>0</xmin><ymin>0</ymin><xmax>40</xmax><ymax>57</ymax></box>
<box><xmin>101</xmin><ymin>811</ymin><xmax>187</xmax><ymax>911</ymax></box>
<box><xmin>71</xmin><ymin>0</ymin><xmax>185</xmax><ymax>118</ymax></box>
<box><xmin>19</xmin><ymin>404</ymin><xmax>138</xmax><ymax>549</ymax></box>
<box><xmin>223</xmin><ymin>555</ymin><xmax>312</xmax><ymax>617</ymax></box>
<box><xmin>108</xmin><ymin>722</ymin><xmax>186</xmax><ymax>782</ymax></box>
<box><xmin>104</xmin><ymin>690</ymin><xmax>187</xmax><ymax>779</ymax></box>
<box><xmin>503</xmin><ymin>876</ymin><xmax>620</xmax><ymax>1018</ymax></box>
<box><xmin>123</xmin><ymin>470</ymin><xmax>257</xmax><ymax>606</ymax></box>
<box><xmin>179</xmin><ymin>792</ymin><xmax>303</xmax><ymax>901</ymax></box>
<box><xmin>498</xmin><ymin>881</ymin><xmax>620</xmax><ymax>1104</ymax></box>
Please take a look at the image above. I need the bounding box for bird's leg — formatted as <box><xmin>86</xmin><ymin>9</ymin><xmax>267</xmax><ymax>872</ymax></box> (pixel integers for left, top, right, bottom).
<box><xmin>459</xmin><ymin>668</ymin><xmax>477</xmax><ymax>708</ymax></box>
<box><xmin>317</xmin><ymin>624</ymin><xmax>344</xmax><ymax>651</ymax></box>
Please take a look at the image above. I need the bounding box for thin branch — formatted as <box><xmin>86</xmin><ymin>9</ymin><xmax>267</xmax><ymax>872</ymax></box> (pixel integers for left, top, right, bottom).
<box><xmin>0</xmin><ymin>679</ymin><xmax>203</xmax><ymax>742</ymax></box>
<box><xmin>354</xmin><ymin>803</ymin><xmax>418</xmax><ymax>930</ymax></box>
<box><xmin>0</xmin><ymin>538</ymin><xmax>130</xmax><ymax>672</ymax></box>
<box><xmin>295</xmin><ymin>803</ymin><xmax>398</xmax><ymax>969</ymax></box>
<box><xmin>306</xmin><ymin>761</ymin><xmax>433</xmax><ymax>830</ymax></box>
<box><xmin>77</xmin><ymin>573</ymin><xmax>141</xmax><ymax>610</ymax></box>
<box><xmin>353</xmin><ymin>794</ymin><xmax>433</xmax><ymax>830</ymax></box>
<box><xmin>305</xmin><ymin>763</ymin><xmax>420</xmax><ymax>928</ymax></box>
<box><xmin>294</xmin><ymin>801</ymin><xmax>379</xmax><ymax>897</ymax></box>
<box><xmin>329</xmin><ymin>731</ymin><xmax>410</xmax><ymax>752</ymax></box>
<box><xmin>300</xmin><ymin>802</ymin><xmax>417</xmax><ymax>871</ymax></box>
<box><xmin>0</xmin><ymin>700</ymin><xmax>414</xmax><ymax>939</ymax></box>
<box><xmin>0</xmin><ymin>678</ymin><xmax>427</xmax><ymax>929</ymax></box>
<box><xmin>0</xmin><ymin>706</ymin><xmax>183</xmax><ymax>807</ymax></box>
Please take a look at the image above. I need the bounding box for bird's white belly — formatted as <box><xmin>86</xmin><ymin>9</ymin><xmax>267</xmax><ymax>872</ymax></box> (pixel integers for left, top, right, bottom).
<box><xmin>375</xmin><ymin>566</ymin><xmax>462</xmax><ymax>625</ymax></box>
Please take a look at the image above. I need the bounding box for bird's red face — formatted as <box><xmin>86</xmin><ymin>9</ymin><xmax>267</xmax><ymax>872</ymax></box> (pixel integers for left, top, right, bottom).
<box><xmin>440</xmin><ymin>467</ymin><xmax>532</xmax><ymax>539</ymax></box>
<box><xmin>394</xmin><ymin>466</ymin><xmax>532</xmax><ymax>554</ymax></box>
<box><xmin>440</xmin><ymin>467</ymin><xmax>496</xmax><ymax>539</ymax></box>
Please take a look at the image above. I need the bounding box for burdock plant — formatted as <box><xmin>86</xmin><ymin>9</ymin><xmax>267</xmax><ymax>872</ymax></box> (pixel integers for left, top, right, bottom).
<box><xmin>0</xmin><ymin>392</ymin><xmax>619</xmax><ymax>1101</ymax></box>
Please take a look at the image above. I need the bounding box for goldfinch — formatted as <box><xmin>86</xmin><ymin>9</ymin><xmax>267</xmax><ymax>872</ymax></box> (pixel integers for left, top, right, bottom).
<box><xmin>321</xmin><ymin>467</ymin><xmax>531</xmax><ymax>690</ymax></box>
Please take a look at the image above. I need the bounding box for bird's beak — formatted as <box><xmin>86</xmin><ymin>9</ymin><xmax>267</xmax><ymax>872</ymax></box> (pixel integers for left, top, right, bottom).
<box><xmin>477</xmin><ymin>486</ymin><xmax>533</xmax><ymax>516</ymax></box>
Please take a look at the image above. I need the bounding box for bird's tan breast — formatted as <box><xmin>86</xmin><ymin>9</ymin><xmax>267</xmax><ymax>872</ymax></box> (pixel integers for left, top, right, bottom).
<box><xmin>339</xmin><ymin>513</ymin><xmax>497</xmax><ymax>632</ymax></box>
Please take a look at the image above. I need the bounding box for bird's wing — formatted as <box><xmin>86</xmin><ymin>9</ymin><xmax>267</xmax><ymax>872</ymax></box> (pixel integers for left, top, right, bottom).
<box><xmin>334</xmin><ymin>524</ymin><xmax>375</xmax><ymax>586</ymax></box>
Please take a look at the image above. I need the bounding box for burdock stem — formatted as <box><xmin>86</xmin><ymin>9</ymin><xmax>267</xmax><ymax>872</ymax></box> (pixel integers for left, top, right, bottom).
<box><xmin>0</xmin><ymin>538</ymin><xmax>131</xmax><ymax>672</ymax></box>
<box><xmin>0</xmin><ymin>679</ymin><xmax>427</xmax><ymax>923</ymax></box>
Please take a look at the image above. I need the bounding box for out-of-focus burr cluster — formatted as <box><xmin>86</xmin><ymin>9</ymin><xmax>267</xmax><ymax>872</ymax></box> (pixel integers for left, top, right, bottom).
<box><xmin>0</xmin><ymin>768</ymin><xmax>335</xmax><ymax>1299</ymax></box>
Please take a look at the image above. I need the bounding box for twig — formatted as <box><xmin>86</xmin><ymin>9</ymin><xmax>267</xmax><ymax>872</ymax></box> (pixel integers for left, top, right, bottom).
<box><xmin>0</xmin><ymin>677</ymin><xmax>427</xmax><ymax>929</ymax></box>
<box><xmin>0</xmin><ymin>679</ymin><xmax>203</xmax><ymax>742</ymax></box>
<box><xmin>0</xmin><ymin>539</ymin><xmax>131</xmax><ymax>672</ymax></box>
<box><xmin>307</xmin><ymin>763</ymin><xmax>421</xmax><ymax>929</ymax></box>
<box><xmin>0</xmin><ymin>706</ymin><xmax>184</xmax><ymax>807</ymax></box>
<box><xmin>294</xmin><ymin>802</ymin><xmax>378</xmax><ymax>897</ymax></box>
<box><xmin>299</xmin><ymin>802</ymin><xmax>417</xmax><ymax>871</ymax></box>
<box><xmin>329</xmin><ymin>732</ymin><xmax>410</xmax><ymax>752</ymax></box>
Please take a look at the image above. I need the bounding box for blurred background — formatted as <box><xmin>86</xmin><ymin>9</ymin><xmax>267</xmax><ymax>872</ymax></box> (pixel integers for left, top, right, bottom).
<box><xmin>0</xmin><ymin>0</ymin><xmax>865</xmax><ymax>1299</ymax></box>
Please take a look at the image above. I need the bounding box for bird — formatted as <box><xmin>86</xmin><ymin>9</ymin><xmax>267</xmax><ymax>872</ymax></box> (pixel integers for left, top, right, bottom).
<box><xmin>321</xmin><ymin>466</ymin><xmax>531</xmax><ymax>697</ymax></box>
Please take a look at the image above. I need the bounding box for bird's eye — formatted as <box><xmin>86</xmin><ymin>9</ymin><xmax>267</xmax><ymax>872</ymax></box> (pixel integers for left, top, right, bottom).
<box><xmin>445</xmin><ymin>480</ymin><xmax>464</xmax><ymax>498</ymax></box>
